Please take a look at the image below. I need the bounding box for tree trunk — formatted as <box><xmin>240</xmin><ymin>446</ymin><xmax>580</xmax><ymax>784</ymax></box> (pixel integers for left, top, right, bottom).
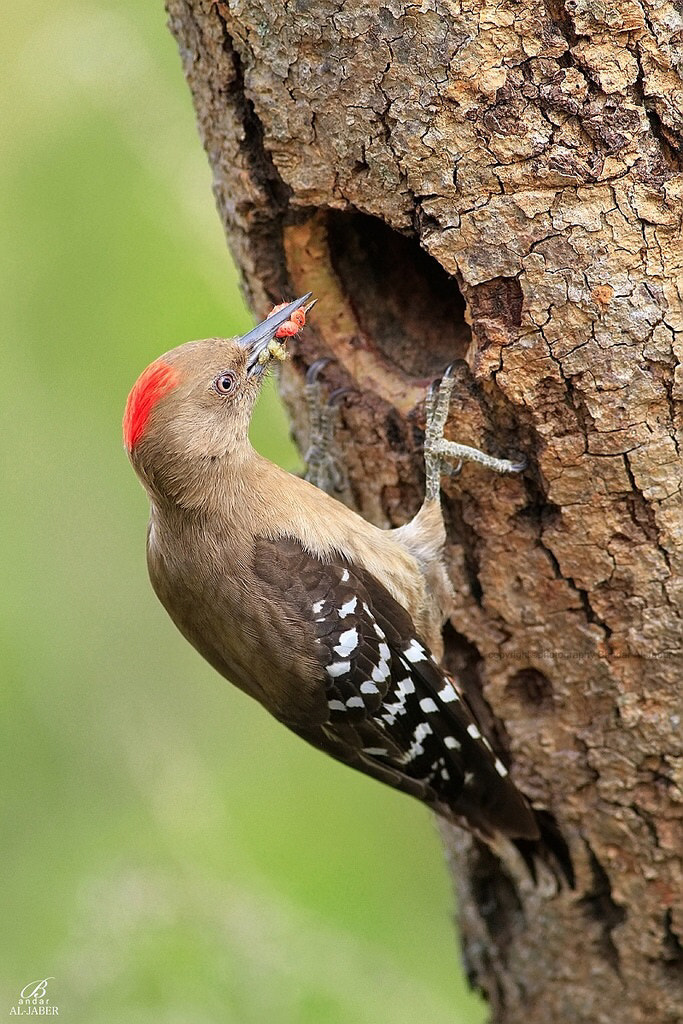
<box><xmin>165</xmin><ymin>1</ymin><xmax>682</xmax><ymax>1020</ymax></box>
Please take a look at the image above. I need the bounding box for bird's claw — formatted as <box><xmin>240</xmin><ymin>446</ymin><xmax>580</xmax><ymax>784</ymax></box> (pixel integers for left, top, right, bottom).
<box><xmin>306</xmin><ymin>357</ymin><xmax>332</xmax><ymax>384</ymax></box>
<box><xmin>423</xmin><ymin>366</ymin><xmax>526</xmax><ymax>501</ymax></box>
<box><xmin>304</xmin><ymin>361</ymin><xmax>349</xmax><ymax>494</ymax></box>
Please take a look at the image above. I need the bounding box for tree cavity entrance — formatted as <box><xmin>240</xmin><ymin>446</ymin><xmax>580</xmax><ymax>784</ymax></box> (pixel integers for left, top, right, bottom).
<box><xmin>326</xmin><ymin>210</ymin><xmax>470</xmax><ymax>379</ymax></box>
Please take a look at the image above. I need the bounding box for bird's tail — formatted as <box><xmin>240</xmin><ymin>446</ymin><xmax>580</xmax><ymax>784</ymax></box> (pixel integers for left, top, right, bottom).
<box><xmin>513</xmin><ymin>809</ymin><xmax>575</xmax><ymax>888</ymax></box>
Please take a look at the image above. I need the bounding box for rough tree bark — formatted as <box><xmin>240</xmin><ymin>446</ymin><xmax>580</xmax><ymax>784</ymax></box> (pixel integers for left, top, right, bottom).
<box><xmin>165</xmin><ymin>2</ymin><xmax>682</xmax><ymax>1021</ymax></box>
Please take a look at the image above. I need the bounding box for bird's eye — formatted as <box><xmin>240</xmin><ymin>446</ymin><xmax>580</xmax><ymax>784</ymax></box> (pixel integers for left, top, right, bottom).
<box><xmin>214</xmin><ymin>371</ymin><xmax>238</xmax><ymax>396</ymax></box>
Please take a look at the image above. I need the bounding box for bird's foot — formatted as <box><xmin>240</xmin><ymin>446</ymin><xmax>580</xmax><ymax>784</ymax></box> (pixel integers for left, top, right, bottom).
<box><xmin>424</xmin><ymin>363</ymin><xmax>526</xmax><ymax>501</ymax></box>
<box><xmin>304</xmin><ymin>359</ymin><xmax>348</xmax><ymax>494</ymax></box>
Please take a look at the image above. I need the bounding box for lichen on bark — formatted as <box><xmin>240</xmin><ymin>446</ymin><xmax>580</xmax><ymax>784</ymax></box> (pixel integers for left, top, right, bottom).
<box><xmin>165</xmin><ymin>1</ymin><xmax>682</xmax><ymax>1020</ymax></box>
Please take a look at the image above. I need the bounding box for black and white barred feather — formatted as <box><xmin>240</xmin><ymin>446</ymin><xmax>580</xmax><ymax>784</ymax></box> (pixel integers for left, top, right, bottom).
<box><xmin>254</xmin><ymin>538</ymin><xmax>573</xmax><ymax>884</ymax></box>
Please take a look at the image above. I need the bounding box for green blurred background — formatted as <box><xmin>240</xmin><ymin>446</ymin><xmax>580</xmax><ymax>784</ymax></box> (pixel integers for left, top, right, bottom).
<box><xmin>1</xmin><ymin>4</ymin><xmax>485</xmax><ymax>1021</ymax></box>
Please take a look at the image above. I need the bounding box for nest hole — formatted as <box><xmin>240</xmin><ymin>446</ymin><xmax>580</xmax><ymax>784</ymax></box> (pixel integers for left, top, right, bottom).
<box><xmin>326</xmin><ymin>210</ymin><xmax>470</xmax><ymax>378</ymax></box>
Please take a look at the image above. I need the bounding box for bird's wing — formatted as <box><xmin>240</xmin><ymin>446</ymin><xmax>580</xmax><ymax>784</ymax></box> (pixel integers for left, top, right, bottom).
<box><xmin>252</xmin><ymin>536</ymin><xmax>540</xmax><ymax>842</ymax></box>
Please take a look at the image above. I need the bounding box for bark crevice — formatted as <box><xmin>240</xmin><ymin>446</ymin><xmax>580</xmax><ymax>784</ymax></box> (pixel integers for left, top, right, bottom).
<box><xmin>580</xmin><ymin>845</ymin><xmax>627</xmax><ymax>976</ymax></box>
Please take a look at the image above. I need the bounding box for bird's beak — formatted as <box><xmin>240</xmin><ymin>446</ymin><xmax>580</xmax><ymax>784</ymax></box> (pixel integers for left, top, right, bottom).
<box><xmin>239</xmin><ymin>293</ymin><xmax>313</xmax><ymax>376</ymax></box>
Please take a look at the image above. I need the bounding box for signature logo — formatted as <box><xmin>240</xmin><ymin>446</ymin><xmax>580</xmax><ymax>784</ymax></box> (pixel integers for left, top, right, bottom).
<box><xmin>10</xmin><ymin>979</ymin><xmax>59</xmax><ymax>1016</ymax></box>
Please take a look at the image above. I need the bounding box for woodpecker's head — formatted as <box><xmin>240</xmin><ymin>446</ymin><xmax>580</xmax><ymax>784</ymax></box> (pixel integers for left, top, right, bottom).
<box><xmin>124</xmin><ymin>294</ymin><xmax>312</xmax><ymax>506</ymax></box>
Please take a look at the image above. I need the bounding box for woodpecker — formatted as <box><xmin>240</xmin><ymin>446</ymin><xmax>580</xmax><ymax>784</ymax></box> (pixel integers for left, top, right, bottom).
<box><xmin>124</xmin><ymin>294</ymin><xmax>573</xmax><ymax>884</ymax></box>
